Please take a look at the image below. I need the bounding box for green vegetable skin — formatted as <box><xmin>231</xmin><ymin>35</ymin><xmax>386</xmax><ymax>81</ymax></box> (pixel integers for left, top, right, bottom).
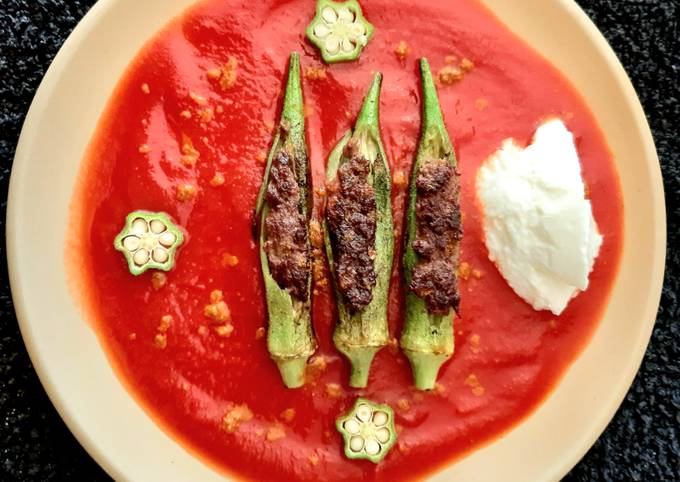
<box><xmin>254</xmin><ymin>53</ymin><xmax>316</xmax><ymax>388</ymax></box>
<box><xmin>324</xmin><ymin>73</ymin><xmax>393</xmax><ymax>387</ymax></box>
<box><xmin>401</xmin><ymin>59</ymin><xmax>458</xmax><ymax>390</ymax></box>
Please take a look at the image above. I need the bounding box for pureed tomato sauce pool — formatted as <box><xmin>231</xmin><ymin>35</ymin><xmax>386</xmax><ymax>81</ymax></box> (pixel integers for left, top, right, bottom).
<box><xmin>68</xmin><ymin>0</ymin><xmax>624</xmax><ymax>480</ymax></box>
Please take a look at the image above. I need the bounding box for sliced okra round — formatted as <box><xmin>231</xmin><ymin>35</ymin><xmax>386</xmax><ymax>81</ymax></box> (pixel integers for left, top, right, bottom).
<box><xmin>114</xmin><ymin>211</ymin><xmax>184</xmax><ymax>275</ymax></box>
<box><xmin>336</xmin><ymin>398</ymin><xmax>397</xmax><ymax>464</ymax></box>
<box><xmin>306</xmin><ymin>0</ymin><xmax>374</xmax><ymax>64</ymax></box>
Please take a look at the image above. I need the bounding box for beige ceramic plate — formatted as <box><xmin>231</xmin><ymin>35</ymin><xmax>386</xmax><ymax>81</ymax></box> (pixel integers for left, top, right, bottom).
<box><xmin>7</xmin><ymin>0</ymin><xmax>665</xmax><ymax>480</ymax></box>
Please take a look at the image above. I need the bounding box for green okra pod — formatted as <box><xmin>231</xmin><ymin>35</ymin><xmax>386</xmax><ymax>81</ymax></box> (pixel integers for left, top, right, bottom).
<box><xmin>324</xmin><ymin>73</ymin><xmax>393</xmax><ymax>387</ymax></box>
<box><xmin>401</xmin><ymin>58</ymin><xmax>461</xmax><ymax>390</ymax></box>
<box><xmin>255</xmin><ymin>53</ymin><xmax>316</xmax><ymax>388</ymax></box>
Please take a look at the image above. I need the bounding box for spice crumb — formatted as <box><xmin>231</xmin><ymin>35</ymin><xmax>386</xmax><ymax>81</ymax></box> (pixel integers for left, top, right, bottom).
<box><xmin>216</xmin><ymin>105</ymin><xmax>224</xmax><ymax>114</ymax></box>
<box><xmin>198</xmin><ymin>107</ymin><xmax>215</xmax><ymax>123</ymax></box>
<box><xmin>309</xmin><ymin>220</ymin><xmax>324</xmax><ymax>249</ymax></box>
<box><xmin>208</xmin><ymin>56</ymin><xmax>238</xmax><ymax>90</ymax></box>
<box><xmin>180</xmin><ymin>135</ymin><xmax>200</xmax><ymax>167</ymax></box>
<box><xmin>255</xmin><ymin>327</ymin><xmax>266</xmax><ymax>339</ymax></box>
<box><xmin>308</xmin><ymin>453</ymin><xmax>320</xmax><ymax>466</ymax></box>
<box><xmin>222</xmin><ymin>403</ymin><xmax>253</xmax><ymax>433</ymax></box>
<box><xmin>458</xmin><ymin>261</ymin><xmax>472</xmax><ymax>280</ymax></box>
<box><xmin>138</xmin><ymin>144</ymin><xmax>151</xmax><ymax>154</ymax></box>
<box><xmin>325</xmin><ymin>382</ymin><xmax>343</xmax><ymax>398</ymax></box>
<box><xmin>151</xmin><ymin>272</ymin><xmax>167</xmax><ymax>290</ymax></box>
<box><xmin>308</xmin><ymin>355</ymin><xmax>328</xmax><ymax>376</ymax></box>
<box><xmin>549</xmin><ymin>319</ymin><xmax>558</xmax><ymax>329</ymax></box>
<box><xmin>460</xmin><ymin>58</ymin><xmax>475</xmax><ymax>72</ymax></box>
<box><xmin>475</xmin><ymin>98</ymin><xmax>489</xmax><ymax>111</ymax></box>
<box><xmin>214</xmin><ymin>324</ymin><xmax>234</xmax><ymax>338</ymax></box>
<box><xmin>180</xmin><ymin>110</ymin><xmax>192</xmax><ymax>119</ymax></box>
<box><xmin>210</xmin><ymin>172</ymin><xmax>226</xmax><ymax>187</ymax></box>
<box><xmin>204</xmin><ymin>290</ymin><xmax>231</xmax><ymax>323</ymax></box>
<box><xmin>393</xmin><ymin>170</ymin><xmax>407</xmax><ymax>188</ymax></box>
<box><xmin>465</xmin><ymin>374</ymin><xmax>485</xmax><ymax>396</ymax></box>
<box><xmin>176</xmin><ymin>183</ymin><xmax>198</xmax><ymax>202</ymax></box>
<box><xmin>472</xmin><ymin>269</ymin><xmax>483</xmax><ymax>279</ymax></box>
<box><xmin>394</xmin><ymin>40</ymin><xmax>410</xmax><ymax>61</ymax></box>
<box><xmin>280</xmin><ymin>408</ymin><xmax>296</xmax><ymax>423</ymax></box>
<box><xmin>396</xmin><ymin>398</ymin><xmax>411</xmax><ymax>412</ymax></box>
<box><xmin>434</xmin><ymin>382</ymin><xmax>446</xmax><ymax>395</ymax></box>
<box><xmin>158</xmin><ymin>315</ymin><xmax>173</xmax><ymax>333</ymax></box>
<box><xmin>198</xmin><ymin>325</ymin><xmax>209</xmax><ymax>336</ymax></box>
<box><xmin>256</xmin><ymin>151</ymin><xmax>267</xmax><ymax>164</ymax></box>
<box><xmin>128</xmin><ymin>332</ymin><xmax>137</xmax><ymax>341</ymax></box>
<box><xmin>153</xmin><ymin>333</ymin><xmax>167</xmax><ymax>349</ymax></box>
<box><xmin>141</xmin><ymin>83</ymin><xmax>151</xmax><ymax>94</ymax></box>
<box><xmin>445</xmin><ymin>55</ymin><xmax>457</xmax><ymax>65</ymax></box>
<box><xmin>221</xmin><ymin>253</ymin><xmax>239</xmax><ymax>267</ymax></box>
<box><xmin>304</xmin><ymin>65</ymin><xmax>327</xmax><ymax>80</ymax></box>
<box><xmin>266</xmin><ymin>423</ymin><xmax>286</xmax><ymax>442</ymax></box>
<box><xmin>438</xmin><ymin>65</ymin><xmax>464</xmax><ymax>85</ymax></box>
<box><xmin>470</xmin><ymin>333</ymin><xmax>481</xmax><ymax>353</ymax></box>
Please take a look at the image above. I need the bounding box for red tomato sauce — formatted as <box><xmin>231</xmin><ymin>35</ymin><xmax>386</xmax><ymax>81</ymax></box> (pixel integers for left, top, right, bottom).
<box><xmin>69</xmin><ymin>0</ymin><xmax>623</xmax><ymax>480</ymax></box>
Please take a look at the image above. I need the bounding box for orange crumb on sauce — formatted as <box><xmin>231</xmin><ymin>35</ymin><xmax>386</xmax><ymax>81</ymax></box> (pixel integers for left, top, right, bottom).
<box><xmin>309</xmin><ymin>220</ymin><xmax>324</xmax><ymax>249</ymax></box>
<box><xmin>465</xmin><ymin>374</ymin><xmax>485</xmax><ymax>396</ymax></box>
<box><xmin>472</xmin><ymin>269</ymin><xmax>483</xmax><ymax>279</ymax></box>
<box><xmin>304</xmin><ymin>65</ymin><xmax>327</xmax><ymax>80</ymax></box>
<box><xmin>460</xmin><ymin>58</ymin><xmax>475</xmax><ymax>72</ymax></box>
<box><xmin>158</xmin><ymin>315</ymin><xmax>173</xmax><ymax>333</ymax></box>
<box><xmin>180</xmin><ymin>110</ymin><xmax>192</xmax><ymax>119</ymax></box>
<box><xmin>475</xmin><ymin>98</ymin><xmax>489</xmax><ymax>111</ymax></box>
<box><xmin>198</xmin><ymin>107</ymin><xmax>215</xmax><ymax>123</ymax></box>
<box><xmin>325</xmin><ymin>383</ymin><xmax>343</xmax><ymax>398</ymax></box>
<box><xmin>458</xmin><ymin>261</ymin><xmax>472</xmax><ymax>280</ymax></box>
<box><xmin>549</xmin><ymin>319</ymin><xmax>558</xmax><ymax>329</ymax></box>
<box><xmin>180</xmin><ymin>135</ymin><xmax>200</xmax><ymax>167</ymax></box>
<box><xmin>280</xmin><ymin>408</ymin><xmax>296</xmax><ymax>423</ymax></box>
<box><xmin>434</xmin><ymin>382</ymin><xmax>446</xmax><ymax>395</ymax></box>
<box><xmin>396</xmin><ymin>399</ymin><xmax>411</xmax><ymax>411</ymax></box>
<box><xmin>255</xmin><ymin>327</ymin><xmax>266</xmax><ymax>339</ymax></box>
<box><xmin>308</xmin><ymin>355</ymin><xmax>328</xmax><ymax>377</ymax></box>
<box><xmin>315</xmin><ymin>187</ymin><xmax>326</xmax><ymax>196</ymax></box>
<box><xmin>412</xmin><ymin>392</ymin><xmax>425</xmax><ymax>403</ymax></box>
<box><xmin>141</xmin><ymin>83</ymin><xmax>150</xmax><ymax>94</ymax></box>
<box><xmin>204</xmin><ymin>290</ymin><xmax>231</xmax><ymax>323</ymax></box>
<box><xmin>189</xmin><ymin>91</ymin><xmax>208</xmax><ymax>105</ymax></box>
<box><xmin>198</xmin><ymin>325</ymin><xmax>209</xmax><ymax>336</ymax></box>
<box><xmin>266</xmin><ymin>423</ymin><xmax>286</xmax><ymax>442</ymax></box>
<box><xmin>221</xmin><ymin>253</ymin><xmax>239</xmax><ymax>267</ymax></box>
<box><xmin>308</xmin><ymin>453</ymin><xmax>320</xmax><ymax>466</ymax></box>
<box><xmin>222</xmin><ymin>403</ymin><xmax>253</xmax><ymax>433</ymax></box>
<box><xmin>444</xmin><ymin>55</ymin><xmax>457</xmax><ymax>64</ymax></box>
<box><xmin>210</xmin><ymin>172</ymin><xmax>226</xmax><ymax>187</ymax></box>
<box><xmin>153</xmin><ymin>333</ymin><xmax>167</xmax><ymax>349</ymax></box>
<box><xmin>438</xmin><ymin>65</ymin><xmax>464</xmax><ymax>85</ymax></box>
<box><xmin>215</xmin><ymin>105</ymin><xmax>224</xmax><ymax>114</ymax></box>
<box><xmin>176</xmin><ymin>183</ymin><xmax>198</xmax><ymax>202</ymax></box>
<box><xmin>393</xmin><ymin>170</ymin><xmax>407</xmax><ymax>188</ymax></box>
<box><xmin>208</xmin><ymin>56</ymin><xmax>238</xmax><ymax>90</ymax></box>
<box><xmin>151</xmin><ymin>272</ymin><xmax>167</xmax><ymax>290</ymax></box>
<box><xmin>387</xmin><ymin>337</ymin><xmax>399</xmax><ymax>354</ymax></box>
<box><xmin>256</xmin><ymin>151</ymin><xmax>267</xmax><ymax>163</ymax></box>
<box><xmin>138</xmin><ymin>144</ymin><xmax>151</xmax><ymax>154</ymax></box>
<box><xmin>214</xmin><ymin>324</ymin><xmax>234</xmax><ymax>338</ymax></box>
<box><xmin>394</xmin><ymin>40</ymin><xmax>410</xmax><ymax>61</ymax></box>
<box><xmin>128</xmin><ymin>333</ymin><xmax>137</xmax><ymax>341</ymax></box>
<box><xmin>470</xmin><ymin>333</ymin><xmax>481</xmax><ymax>353</ymax></box>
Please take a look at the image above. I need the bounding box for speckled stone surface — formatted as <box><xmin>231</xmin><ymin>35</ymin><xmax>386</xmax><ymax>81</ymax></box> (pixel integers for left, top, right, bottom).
<box><xmin>0</xmin><ymin>1</ymin><xmax>678</xmax><ymax>481</ymax></box>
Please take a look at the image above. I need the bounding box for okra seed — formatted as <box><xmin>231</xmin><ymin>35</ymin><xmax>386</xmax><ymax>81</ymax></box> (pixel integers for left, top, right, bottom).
<box><xmin>337</xmin><ymin>6</ymin><xmax>354</xmax><ymax>22</ymax></box>
<box><xmin>364</xmin><ymin>438</ymin><xmax>380</xmax><ymax>456</ymax></box>
<box><xmin>133</xmin><ymin>249</ymin><xmax>150</xmax><ymax>266</ymax></box>
<box><xmin>372</xmin><ymin>411</ymin><xmax>388</xmax><ymax>427</ymax></box>
<box><xmin>343</xmin><ymin>419</ymin><xmax>361</xmax><ymax>435</ymax></box>
<box><xmin>152</xmin><ymin>247</ymin><xmax>169</xmax><ymax>263</ymax></box>
<box><xmin>325</xmin><ymin>35</ymin><xmax>341</xmax><ymax>55</ymax></box>
<box><xmin>322</xmin><ymin>7</ymin><xmax>337</xmax><ymax>23</ymax></box>
<box><xmin>341</xmin><ymin>38</ymin><xmax>355</xmax><ymax>53</ymax></box>
<box><xmin>150</xmin><ymin>219</ymin><xmax>167</xmax><ymax>234</ymax></box>
<box><xmin>349</xmin><ymin>436</ymin><xmax>364</xmax><ymax>452</ymax></box>
<box><xmin>159</xmin><ymin>231</ymin><xmax>177</xmax><ymax>247</ymax></box>
<box><xmin>375</xmin><ymin>427</ymin><xmax>390</xmax><ymax>444</ymax></box>
<box><xmin>314</xmin><ymin>23</ymin><xmax>331</xmax><ymax>38</ymax></box>
<box><xmin>356</xmin><ymin>404</ymin><xmax>372</xmax><ymax>422</ymax></box>
<box><xmin>131</xmin><ymin>218</ymin><xmax>148</xmax><ymax>235</ymax></box>
<box><xmin>122</xmin><ymin>236</ymin><xmax>141</xmax><ymax>252</ymax></box>
<box><xmin>349</xmin><ymin>22</ymin><xmax>365</xmax><ymax>38</ymax></box>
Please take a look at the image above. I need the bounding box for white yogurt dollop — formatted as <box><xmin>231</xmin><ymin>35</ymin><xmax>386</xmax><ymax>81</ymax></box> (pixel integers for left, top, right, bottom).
<box><xmin>477</xmin><ymin>119</ymin><xmax>603</xmax><ymax>315</ymax></box>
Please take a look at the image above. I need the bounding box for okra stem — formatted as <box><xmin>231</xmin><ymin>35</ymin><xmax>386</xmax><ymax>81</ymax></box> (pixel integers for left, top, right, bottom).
<box><xmin>401</xmin><ymin>58</ymin><xmax>459</xmax><ymax>390</ymax></box>
<box><xmin>325</xmin><ymin>73</ymin><xmax>393</xmax><ymax>387</ymax></box>
<box><xmin>255</xmin><ymin>53</ymin><xmax>316</xmax><ymax>388</ymax></box>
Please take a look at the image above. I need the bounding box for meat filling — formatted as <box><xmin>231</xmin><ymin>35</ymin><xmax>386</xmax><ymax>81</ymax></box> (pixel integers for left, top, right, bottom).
<box><xmin>264</xmin><ymin>150</ymin><xmax>310</xmax><ymax>300</ymax></box>
<box><xmin>410</xmin><ymin>158</ymin><xmax>462</xmax><ymax>314</ymax></box>
<box><xmin>326</xmin><ymin>142</ymin><xmax>378</xmax><ymax>312</ymax></box>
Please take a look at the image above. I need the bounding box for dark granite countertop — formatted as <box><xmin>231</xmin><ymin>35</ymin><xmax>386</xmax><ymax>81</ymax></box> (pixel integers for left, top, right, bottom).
<box><xmin>0</xmin><ymin>1</ymin><xmax>678</xmax><ymax>480</ymax></box>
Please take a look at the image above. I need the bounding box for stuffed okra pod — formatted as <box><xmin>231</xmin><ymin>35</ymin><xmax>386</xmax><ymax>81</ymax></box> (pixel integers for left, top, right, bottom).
<box><xmin>401</xmin><ymin>59</ymin><xmax>462</xmax><ymax>390</ymax></box>
<box><xmin>324</xmin><ymin>73</ymin><xmax>393</xmax><ymax>387</ymax></box>
<box><xmin>255</xmin><ymin>53</ymin><xmax>316</xmax><ymax>388</ymax></box>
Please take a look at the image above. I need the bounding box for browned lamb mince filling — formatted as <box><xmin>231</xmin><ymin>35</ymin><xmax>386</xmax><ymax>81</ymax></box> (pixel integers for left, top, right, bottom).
<box><xmin>410</xmin><ymin>158</ymin><xmax>462</xmax><ymax>315</ymax></box>
<box><xmin>326</xmin><ymin>143</ymin><xmax>377</xmax><ymax>312</ymax></box>
<box><xmin>264</xmin><ymin>150</ymin><xmax>310</xmax><ymax>300</ymax></box>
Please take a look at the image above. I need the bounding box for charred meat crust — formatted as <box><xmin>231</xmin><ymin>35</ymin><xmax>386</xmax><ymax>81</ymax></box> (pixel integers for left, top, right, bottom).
<box><xmin>264</xmin><ymin>150</ymin><xmax>311</xmax><ymax>300</ymax></box>
<box><xmin>326</xmin><ymin>142</ymin><xmax>378</xmax><ymax>312</ymax></box>
<box><xmin>410</xmin><ymin>158</ymin><xmax>462</xmax><ymax>314</ymax></box>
